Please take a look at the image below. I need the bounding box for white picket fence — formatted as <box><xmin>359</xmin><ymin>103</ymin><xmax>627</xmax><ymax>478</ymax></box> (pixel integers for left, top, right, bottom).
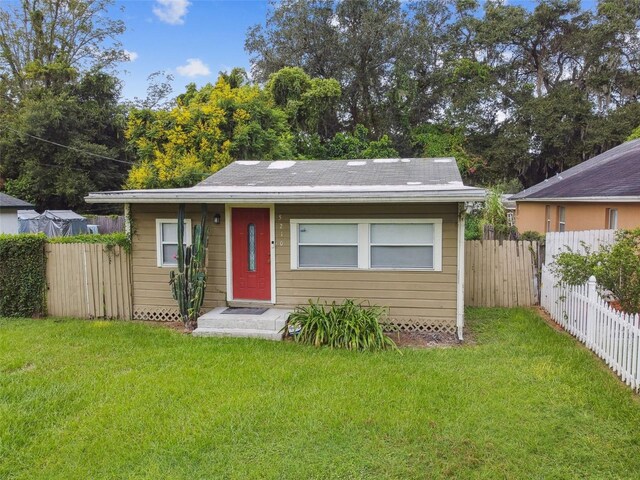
<box><xmin>541</xmin><ymin>265</ymin><xmax>640</xmax><ymax>390</ymax></box>
<box><xmin>545</xmin><ymin>229</ymin><xmax>616</xmax><ymax>264</ymax></box>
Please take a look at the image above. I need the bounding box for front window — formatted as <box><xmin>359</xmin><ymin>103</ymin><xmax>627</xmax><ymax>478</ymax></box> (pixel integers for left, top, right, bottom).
<box><xmin>290</xmin><ymin>219</ymin><xmax>442</xmax><ymax>271</ymax></box>
<box><xmin>156</xmin><ymin>219</ymin><xmax>192</xmax><ymax>267</ymax></box>
<box><xmin>370</xmin><ymin>223</ymin><xmax>434</xmax><ymax>269</ymax></box>
<box><xmin>297</xmin><ymin>223</ymin><xmax>358</xmax><ymax>268</ymax></box>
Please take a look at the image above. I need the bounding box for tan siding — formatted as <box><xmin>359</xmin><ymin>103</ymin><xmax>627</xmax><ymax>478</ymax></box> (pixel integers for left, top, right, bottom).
<box><xmin>131</xmin><ymin>202</ymin><xmax>460</xmax><ymax>331</ymax></box>
<box><xmin>273</xmin><ymin>203</ymin><xmax>459</xmax><ymax>330</ymax></box>
<box><xmin>130</xmin><ymin>204</ymin><xmax>227</xmax><ymax>320</ymax></box>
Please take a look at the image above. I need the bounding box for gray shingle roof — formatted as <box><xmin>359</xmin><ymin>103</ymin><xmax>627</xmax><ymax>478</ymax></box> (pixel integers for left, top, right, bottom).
<box><xmin>197</xmin><ymin>158</ymin><xmax>464</xmax><ymax>189</ymax></box>
<box><xmin>512</xmin><ymin>139</ymin><xmax>640</xmax><ymax>200</ymax></box>
<box><xmin>0</xmin><ymin>192</ymin><xmax>33</xmax><ymax>208</ymax></box>
<box><xmin>86</xmin><ymin>157</ymin><xmax>485</xmax><ymax>204</ymax></box>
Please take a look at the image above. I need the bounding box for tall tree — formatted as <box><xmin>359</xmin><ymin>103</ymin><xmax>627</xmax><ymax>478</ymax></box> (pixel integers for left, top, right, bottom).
<box><xmin>246</xmin><ymin>0</ymin><xmax>408</xmax><ymax>134</ymax></box>
<box><xmin>0</xmin><ymin>0</ymin><xmax>125</xmax><ymax>100</ymax></box>
<box><xmin>0</xmin><ymin>71</ymin><xmax>128</xmax><ymax>210</ymax></box>
<box><xmin>0</xmin><ymin>0</ymin><xmax>128</xmax><ymax>210</ymax></box>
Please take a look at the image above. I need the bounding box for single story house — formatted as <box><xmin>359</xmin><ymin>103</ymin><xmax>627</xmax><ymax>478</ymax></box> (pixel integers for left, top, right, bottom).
<box><xmin>513</xmin><ymin>139</ymin><xmax>640</xmax><ymax>233</ymax></box>
<box><xmin>0</xmin><ymin>193</ymin><xmax>33</xmax><ymax>234</ymax></box>
<box><xmin>86</xmin><ymin>158</ymin><xmax>484</xmax><ymax>339</ymax></box>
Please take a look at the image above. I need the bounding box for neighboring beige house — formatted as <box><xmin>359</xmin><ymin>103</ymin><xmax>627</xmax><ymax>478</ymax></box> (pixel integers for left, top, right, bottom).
<box><xmin>0</xmin><ymin>193</ymin><xmax>33</xmax><ymax>234</ymax></box>
<box><xmin>513</xmin><ymin>139</ymin><xmax>640</xmax><ymax>233</ymax></box>
<box><xmin>87</xmin><ymin>158</ymin><xmax>484</xmax><ymax>339</ymax></box>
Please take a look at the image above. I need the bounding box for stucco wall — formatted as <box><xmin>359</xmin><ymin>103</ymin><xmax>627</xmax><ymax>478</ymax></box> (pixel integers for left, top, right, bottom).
<box><xmin>516</xmin><ymin>201</ymin><xmax>640</xmax><ymax>233</ymax></box>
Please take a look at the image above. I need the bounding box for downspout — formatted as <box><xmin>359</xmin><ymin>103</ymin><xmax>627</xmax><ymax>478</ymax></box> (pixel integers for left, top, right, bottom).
<box><xmin>456</xmin><ymin>203</ymin><xmax>466</xmax><ymax>341</ymax></box>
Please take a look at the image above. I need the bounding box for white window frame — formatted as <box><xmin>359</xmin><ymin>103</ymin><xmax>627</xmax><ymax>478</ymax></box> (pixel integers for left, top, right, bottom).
<box><xmin>290</xmin><ymin>218</ymin><xmax>443</xmax><ymax>271</ymax></box>
<box><xmin>156</xmin><ymin>218</ymin><xmax>192</xmax><ymax>268</ymax></box>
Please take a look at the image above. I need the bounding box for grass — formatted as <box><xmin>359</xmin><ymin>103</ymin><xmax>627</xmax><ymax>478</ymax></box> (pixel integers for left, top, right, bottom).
<box><xmin>1</xmin><ymin>308</ymin><xmax>640</xmax><ymax>479</ymax></box>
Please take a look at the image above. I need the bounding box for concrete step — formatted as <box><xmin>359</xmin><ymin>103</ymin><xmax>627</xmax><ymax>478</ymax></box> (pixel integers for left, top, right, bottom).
<box><xmin>192</xmin><ymin>327</ymin><xmax>283</xmax><ymax>341</ymax></box>
<box><xmin>197</xmin><ymin>315</ymin><xmax>284</xmax><ymax>331</ymax></box>
<box><xmin>195</xmin><ymin>307</ymin><xmax>292</xmax><ymax>341</ymax></box>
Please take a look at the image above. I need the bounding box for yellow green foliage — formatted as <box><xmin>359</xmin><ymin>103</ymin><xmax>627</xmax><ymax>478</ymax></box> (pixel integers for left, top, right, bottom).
<box><xmin>125</xmin><ymin>76</ymin><xmax>293</xmax><ymax>189</ymax></box>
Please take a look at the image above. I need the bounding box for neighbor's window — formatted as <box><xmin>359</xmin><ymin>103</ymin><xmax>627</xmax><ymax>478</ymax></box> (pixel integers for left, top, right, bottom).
<box><xmin>607</xmin><ymin>208</ymin><xmax>618</xmax><ymax>230</ymax></box>
<box><xmin>297</xmin><ymin>223</ymin><xmax>358</xmax><ymax>268</ymax></box>
<box><xmin>370</xmin><ymin>223</ymin><xmax>434</xmax><ymax>269</ymax></box>
<box><xmin>156</xmin><ymin>218</ymin><xmax>192</xmax><ymax>267</ymax></box>
<box><xmin>557</xmin><ymin>206</ymin><xmax>566</xmax><ymax>232</ymax></box>
<box><xmin>290</xmin><ymin>219</ymin><xmax>442</xmax><ymax>271</ymax></box>
<box><xmin>545</xmin><ymin>205</ymin><xmax>552</xmax><ymax>232</ymax></box>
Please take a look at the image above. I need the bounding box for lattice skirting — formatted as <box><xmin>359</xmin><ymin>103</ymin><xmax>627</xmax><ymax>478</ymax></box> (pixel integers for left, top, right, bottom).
<box><xmin>387</xmin><ymin>320</ymin><xmax>456</xmax><ymax>334</ymax></box>
<box><xmin>134</xmin><ymin>307</ymin><xmax>181</xmax><ymax>322</ymax></box>
<box><xmin>134</xmin><ymin>307</ymin><xmax>456</xmax><ymax>334</ymax></box>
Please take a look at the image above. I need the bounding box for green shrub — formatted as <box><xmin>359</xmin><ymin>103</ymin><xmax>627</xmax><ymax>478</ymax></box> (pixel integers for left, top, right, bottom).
<box><xmin>0</xmin><ymin>234</ymin><xmax>47</xmax><ymax>317</ymax></box>
<box><xmin>284</xmin><ymin>299</ymin><xmax>398</xmax><ymax>351</ymax></box>
<box><xmin>519</xmin><ymin>230</ymin><xmax>544</xmax><ymax>243</ymax></box>
<box><xmin>465</xmin><ymin>213</ymin><xmax>482</xmax><ymax>240</ymax></box>
<box><xmin>552</xmin><ymin>229</ymin><xmax>640</xmax><ymax>313</ymax></box>
<box><xmin>48</xmin><ymin>233</ymin><xmax>130</xmax><ymax>252</ymax></box>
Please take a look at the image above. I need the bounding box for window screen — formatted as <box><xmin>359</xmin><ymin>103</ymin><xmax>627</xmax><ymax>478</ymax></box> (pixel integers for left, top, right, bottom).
<box><xmin>298</xmin><ymin>223</ymin><xmax>358</xmax><ymax>267</ymax></box>
<box><xmin>370</xmin><ymin>223</ymin><xmax>434</xmax><ymax>269</ymax></box>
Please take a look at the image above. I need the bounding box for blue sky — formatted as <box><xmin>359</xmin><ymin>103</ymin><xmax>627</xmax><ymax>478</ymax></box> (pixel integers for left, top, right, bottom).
<box><xmin>111</xmin><ymin>0</ymin><xmax>598</xmax><ymax>101</ymax></box>
<box><xmin>112</xmin><ymin>1</ymin><xmax>268</xmax><ymax>100</ymax></box>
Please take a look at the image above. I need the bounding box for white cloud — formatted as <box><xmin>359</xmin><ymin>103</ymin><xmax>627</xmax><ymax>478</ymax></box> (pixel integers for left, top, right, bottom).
<box><xmin>176</xmin><ymin>58</ymin><xmax>211</xmax><ymax>77</ymax></box>
<box><xmin>153</xmin><ymin>0</ymin><xmax>190</xmax><ymax>25</ymax></box>
<box><xmin>124</xmin><ymin>50</ymin><xmax>138</xmax><ymax>62</ymax></box>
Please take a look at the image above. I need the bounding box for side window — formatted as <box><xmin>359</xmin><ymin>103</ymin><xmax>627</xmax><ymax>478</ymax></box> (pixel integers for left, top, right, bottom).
<box><xmin>557</xmin><ymin>206</ymin><xmax>566</xmax><ymax>232</ymax></box>
<box><xmin>156</xmin><ymin>219</ymin><xmax>192</xmax><ymax>267</ymax></box>
<box><xmin>607</xmin><ymin>208</ymin><xmax>618</xmax><ymax>230</ymax></box>
<box><xmin>545</xmin><ymin>205</ymin><xmax>552</xmax><ymax>232</ymax></box>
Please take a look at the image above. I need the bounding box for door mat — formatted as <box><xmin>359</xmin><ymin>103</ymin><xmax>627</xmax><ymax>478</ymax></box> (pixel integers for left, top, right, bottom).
<box><xmin>221</xmin><ymin>307</ymin><xmax>268</xmax><ymax>315</ymax></box>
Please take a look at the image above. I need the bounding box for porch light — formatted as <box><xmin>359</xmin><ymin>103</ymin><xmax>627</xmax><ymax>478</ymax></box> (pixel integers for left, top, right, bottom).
<box><xmin>213</xmin><ymin>213</ymin><xmax>221</xmax><ymax>224</ymax></box>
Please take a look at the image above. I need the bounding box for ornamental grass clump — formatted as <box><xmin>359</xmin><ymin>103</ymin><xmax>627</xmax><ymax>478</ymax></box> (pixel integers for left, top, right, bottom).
<box><xmin>284</xmin><ymin>299</ymin><xmax>398</xmax><ymax>352</ymax></box>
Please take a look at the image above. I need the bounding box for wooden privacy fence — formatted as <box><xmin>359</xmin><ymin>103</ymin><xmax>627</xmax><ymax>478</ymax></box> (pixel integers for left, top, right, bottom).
<box><xmin>541</xmin><ymin>265</ymin><xmax>640</xmax><ymax>391</ymax></box>
<box><xmin>46</xmin><ymin>243</ymin><xmax>132</xmax><ymax>319</ymax></box>
<box><xmin>464</xmin><ymin>240</ymin><xmax>539</xmax><ymax>307</ymax></box>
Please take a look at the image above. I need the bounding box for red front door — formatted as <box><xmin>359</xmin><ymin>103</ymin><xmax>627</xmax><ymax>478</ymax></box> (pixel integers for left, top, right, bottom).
<box><xmin>231</xmin><ymin>208</ymin><xmax>271</xmax><ymax>301</ymax></box>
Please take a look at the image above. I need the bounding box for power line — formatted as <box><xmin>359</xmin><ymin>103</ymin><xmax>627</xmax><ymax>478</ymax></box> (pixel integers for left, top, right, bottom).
<box><xmin>2</xmin><ymin>126</ymin><xmax>135</xmax><ymax>165</ymax></box>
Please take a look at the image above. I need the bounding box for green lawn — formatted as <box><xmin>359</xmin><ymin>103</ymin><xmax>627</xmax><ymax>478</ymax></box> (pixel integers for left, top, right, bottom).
<box><xmin>1</xmin><ymin>309</ymin><xmax>640</xmax><ymax>479</ymax></box>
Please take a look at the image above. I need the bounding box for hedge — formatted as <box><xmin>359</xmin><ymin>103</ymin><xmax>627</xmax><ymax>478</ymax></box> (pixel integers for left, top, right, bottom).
<box><xmin>48</xmin><ymin>232</ymin><xmax>130</xmax><ymax>252</ymax></box>
<box><xmin>0</xmin><ymin>234</ymin><xmax>47</xmax><ymax>317</ymax></box>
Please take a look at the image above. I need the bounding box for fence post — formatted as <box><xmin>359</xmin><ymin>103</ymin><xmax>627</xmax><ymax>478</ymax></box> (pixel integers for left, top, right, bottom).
<box><xmin>586</xmin><ymin>275</ymin><xmax>597</xmax><ymax>349</ymax></box>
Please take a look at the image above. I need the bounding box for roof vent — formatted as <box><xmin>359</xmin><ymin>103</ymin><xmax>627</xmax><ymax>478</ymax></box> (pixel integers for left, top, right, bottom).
<box><xmin>347</xmin><ymin>161</ymin><xmax>367</xmax><ymax>166</ymax></box>
<box><xmin>434</xmin><ymin>159</ymin><xmax>453</xmax><ymax>163</ymax></box>
<box><xmin>373</xmin><ymin>158</ymin><xmax>399</xmax><ymax>163</ymax></box>
<box><xmin>237</xmin><ymin>160</ymin><xmax>260</xmax><ymax>166</ymax></box>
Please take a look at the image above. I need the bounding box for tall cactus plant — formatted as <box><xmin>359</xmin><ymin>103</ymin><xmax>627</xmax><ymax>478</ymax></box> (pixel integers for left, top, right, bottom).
<box><xmin>169</xmin><ymin>204</ymin><xmax>208</xmax><ymax>330</ymax></box>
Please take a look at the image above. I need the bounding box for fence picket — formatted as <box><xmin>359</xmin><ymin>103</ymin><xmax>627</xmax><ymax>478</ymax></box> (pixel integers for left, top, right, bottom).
<box><xmin>541</xmin><ymin>264</ymin><xmax>640</xmax><ymax>392</ymax></box>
